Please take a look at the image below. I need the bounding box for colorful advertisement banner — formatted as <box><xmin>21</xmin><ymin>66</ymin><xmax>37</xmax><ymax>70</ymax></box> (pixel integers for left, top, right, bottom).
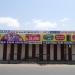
<box><xmin>0</xmin><ymin>33</ymin><xmax>24</xmax><ymax>42</ymax></box>
<box><xmin>0</xmin><ymin>33</ymin><xmax>42</xmax><ymax>44</ymax></box>
<box><xmin>0</xmin><ymin>32</ymin><xmax>73</xmax><ymax>44</ymax></box>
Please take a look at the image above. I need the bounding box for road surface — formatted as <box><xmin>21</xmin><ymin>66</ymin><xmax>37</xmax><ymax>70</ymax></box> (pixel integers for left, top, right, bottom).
<box><xmin>0</xmin><ymin>64</ymin><xmax>75</xmax><ymax>75</ymax></box>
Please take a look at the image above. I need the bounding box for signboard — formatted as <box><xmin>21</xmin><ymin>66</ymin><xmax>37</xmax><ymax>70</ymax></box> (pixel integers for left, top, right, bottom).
<box><xmin>43</xmin><ymin>34</ymin><xmax>54</xmax><ymax>41</ymax></box>
<box><xmin>71</xmin><ymin>34</ymin><xmax>75</xmax><ymax>41</ymax></box>
<box><xmin>0</xmin><ymin>30</ymin><xmax>74</xmax><ymax>44</ymax></box>
<box><xmin>42</xmin><ymin>34</ymin><xmax>54</xmax><ymax>44</ymax></box>
<box><xmin>25</xmin><ymin>34</ymin><xmax>42</xmax><ymax>44</ymax></box>
<box><xmin>25</xmin><ymin>34</ymin><xmax>40</xmax><ymax>41</ymax></box>
<box><xmin>0</xmin><ymin>33</ymin><xmax>42</xmax><ymax>44</ymax></box>
<box><xmin>0</xmin><ymin>33</ymin><xmax>25</xmax><ymax>43</ymax></box>
<box><xmin>54</xmin><ymin>34</ymin><xmax>66</xmax><ymax>41</ymax></box>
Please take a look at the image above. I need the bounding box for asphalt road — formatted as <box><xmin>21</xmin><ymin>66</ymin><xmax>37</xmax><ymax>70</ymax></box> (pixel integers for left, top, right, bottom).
<box><xmin>0</xmin><ymin>64</ymin><xmax>75</xmax><ymax>75</ymax></box>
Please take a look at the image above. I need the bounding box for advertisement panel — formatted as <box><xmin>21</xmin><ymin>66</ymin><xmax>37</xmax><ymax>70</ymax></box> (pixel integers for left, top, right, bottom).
<box><xmin>0</xmin><ymin>31</ymin><xmax>73</xmax><ymax>44</ymax></box>
<box><xmin>42</xmin><ymin>34</ymin><xmax>66</xmax><ymax>42</ymax></box>
<box><xmin>25</xmin><ymin>34</ymin><xmax>41</xmax><ymax>41</ymax></box>
<box><xmin>25</xmin><ymin>34</ymin><xmax>42</xmax><ymax>44</ymax></box>
<box><xmin>0</xmin><ymin>32</ymin><xmax>42</xmax><ymax>44</ymax></box>
<box><xmin>0</xmin><ymin>33</ymin><xmax>3</xmax><ymax>40</ymax></box>
<box><xmin>54</xmin><ymin>34</ymin><xmax>66</xmax><ymax>41</ymax></box>
<box><xmin>43</xmin><ymin>34</ymin><xmax>54</xmax><ymax>41</ymax></box>
<box><xmin>0</xmin><ymin>32</ymin><xmax>9</xmax><ymax>43</ymax></box>
<box><xmin>42</xmin><ymin>34</ymin><xmax>55</xmax><ymax>44</ymax></box>
<box><xmin>0</xmin><ymin>32</ymin><xmax>25</xmax><ymax>43</ymax></box>
<box><xmin>71</xmin><ymin>34</ymin><xmax>75</xmax><ymax>41</ymax></box>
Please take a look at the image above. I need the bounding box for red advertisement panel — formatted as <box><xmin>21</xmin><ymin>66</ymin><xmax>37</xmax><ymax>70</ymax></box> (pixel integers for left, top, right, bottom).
<box><xmin>72</xmin><ymin>35</ymin><xmax>75</xmax><ymax>40</ymax></box>
<box><xmin>25</xmin><ymin>34</ymin><xmax>40</xmax><ymax>41</ymax></box>
<box><xmin>55</xmin><ymin>34</ymin><xmax>65</xmax><ymax>40</ymax></box>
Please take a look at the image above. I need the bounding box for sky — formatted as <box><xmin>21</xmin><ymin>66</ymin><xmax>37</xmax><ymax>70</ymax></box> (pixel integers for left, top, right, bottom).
<box><xmin>0</xmin><ymin>0</ymin><xmax>75</xmax><ymax>31</ymax></box>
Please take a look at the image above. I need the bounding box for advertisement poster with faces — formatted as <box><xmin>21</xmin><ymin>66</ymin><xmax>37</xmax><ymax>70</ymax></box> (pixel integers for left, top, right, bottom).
<box><xmin>0</xmin><ymin>32</ymin><xmax>24</xmax><ymax>43</ymax></box>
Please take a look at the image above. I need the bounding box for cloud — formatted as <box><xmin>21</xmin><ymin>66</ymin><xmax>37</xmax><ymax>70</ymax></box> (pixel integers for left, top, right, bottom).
<box><xmin>60</xmin><ymin>18</ymin><xmax>71</xmax><ymax>22</ymax></box>
<box><xmin>0</xmin><ymin>17</ymin><xmax>20</xmax><ymax>28</ymax></box>
<box><xmin>25</xmin><ymin>19</ymin><xmax>57</xmax><ymax>30</ymax></box>
<box><xmin>0</xmin><ymin>17</ymin><xmax>74</xmax><ymax>31</ymax></box>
